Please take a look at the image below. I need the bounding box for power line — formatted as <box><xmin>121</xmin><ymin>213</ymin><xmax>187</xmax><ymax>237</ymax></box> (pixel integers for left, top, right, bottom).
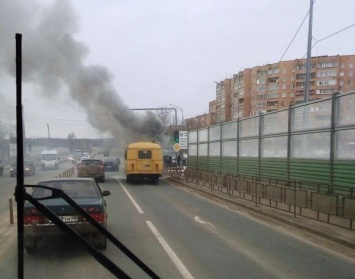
<box><xmin>269</xmin><ymin>0</ymin><xmax>316</xmax><ymax>74</ymax></box>
<box><xmin>24</xmin><ymin>112</ymin><xmax>87</xmax><ymax>122</ymax></box>
<box><xmin>310</xmin><ymin>23</ymin><xmax>355</xmax><ymax>51</ymax></box>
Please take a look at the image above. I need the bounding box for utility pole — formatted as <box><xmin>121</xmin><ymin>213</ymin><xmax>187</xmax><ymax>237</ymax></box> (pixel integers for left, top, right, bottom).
<box><xmin>47</xmin><ymin>123</ymin><xmax>51</xmax><ymax>138</ymax></box>
<box><xmin>304</xmin><ymin>0</ymin><xmax>314</xmax><ymax>103</ymax></box>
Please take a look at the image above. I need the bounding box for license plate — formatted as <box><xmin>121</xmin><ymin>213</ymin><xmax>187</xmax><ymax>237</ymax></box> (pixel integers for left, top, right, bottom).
<box><xmin>58</xmin><ymin>216</ymin><xmax>78</xmax><ymax>222</ymax></box>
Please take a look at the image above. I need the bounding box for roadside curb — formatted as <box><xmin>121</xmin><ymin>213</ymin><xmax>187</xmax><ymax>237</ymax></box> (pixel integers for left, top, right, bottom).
<box><xmin>167</xmin><ymin>177</ymin><xmax>355</xmax><ymax>250</ymax></box>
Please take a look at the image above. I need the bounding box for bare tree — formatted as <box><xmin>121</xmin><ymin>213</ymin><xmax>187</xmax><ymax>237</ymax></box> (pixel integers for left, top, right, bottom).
<box><xmin>155</xmin><ymin>108</ymin><xmax>172</xmax><ymax>126</ymax></box>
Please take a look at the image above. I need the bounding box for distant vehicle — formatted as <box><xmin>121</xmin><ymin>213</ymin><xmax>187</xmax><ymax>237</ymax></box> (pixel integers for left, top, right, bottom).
<box><xmin>103</xmin><ymin>150</ymin><xmax>109</xmax><ymax>157</ymax></box>
<box><xmin>24</xmin><ymin>178</ymin><xmax>110</xmax><ymax>252</ymax></box>
<box><xmin>77</xmin><ymin>158</ymin><xmax>105</xmax><ymax>182</ymax></box>
<box><xmin>103</xmin><ymin>158</ymin><xmax>119</xmax><ymax>171</ymax></box>
<box><xmin>41</xmin><ymin>150</ymin><xmax>59</xmax><ymax>170</ymax></box>
<box><xmin>67</xmin><ymin>154</ymin><xmax>76</xmax><ymax>164</ymax></box>
<box><xmin>125</xmin><ymin>142</ymin><xmax>163</xmax><ymax>184</ymax></box>
<box><xmin>10</xmin><ymin>160</ymin><xmax>36</xmax><ymax>177</ymax></box>
<box><xmin>0</xmin><ymin>159</ymin><xmax>3</xmax><ymax>176</ymax></box>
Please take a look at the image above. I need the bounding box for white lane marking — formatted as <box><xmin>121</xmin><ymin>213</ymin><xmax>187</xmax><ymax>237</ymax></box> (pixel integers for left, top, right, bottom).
<box><xmin>194</xmin><ymin>216</ymin><xmax>216</xmax><ymax>228</ymax></box>
<box><xmin>146</xmin><ymin>221</ymin><xmax>194</xmax><ymax>279</ymax></box>
<box><xmin>117</xmin><ymin>180</ymin><xmax>144</xmax><ymax>214</ymax></box>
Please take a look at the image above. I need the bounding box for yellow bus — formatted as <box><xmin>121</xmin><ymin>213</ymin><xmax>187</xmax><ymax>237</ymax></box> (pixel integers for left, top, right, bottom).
<box><xmin>124</xmin><ymin>142</ymin><xmax>163</xmax><ymax>184</ymax></box>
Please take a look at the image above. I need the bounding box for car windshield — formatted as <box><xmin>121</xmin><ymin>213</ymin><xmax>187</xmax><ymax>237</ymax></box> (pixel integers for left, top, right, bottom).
<box><xmin>1</xmin><ymin>1</ymin><xmax>355</xmax><ymax>279</ymax></box>
<box><xmin>13</xmin><ymin>161</ymin><xmax>31</xmax><ymax>167</ymax></box>
<box><xmin>41</xmin><ymin>154</ymin><xmax>57</xmax><ymax>161</ymax></box>
<box><xmin>81</xmin><ymin>160</ymin><xmax>101</xmax><ymax>166</ymax></box>
<box><xmin>103</xmin><ymin>158</ymin><xmax>116</xmax><ymax>163</ymax></box>
<box><xmin>34</xmin><ymin>180</ymin><xmax>99</xmax><ymax>198</ymax></box>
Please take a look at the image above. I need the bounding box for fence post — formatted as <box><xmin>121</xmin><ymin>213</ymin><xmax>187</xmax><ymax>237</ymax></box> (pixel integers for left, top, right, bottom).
<box><xmin>9</xmin><ymin>198</ymin><xmax>14</xmax><ymax>225</ymax></box>
<box><xmin>287</xmin><ymin>104</ymin><xmax>292</xmax><ymax>183</ymax></box>
<box><xmin>329</xmin><ymin>92</ymin><xmax>338</xmax><ymax>194</ymax></box>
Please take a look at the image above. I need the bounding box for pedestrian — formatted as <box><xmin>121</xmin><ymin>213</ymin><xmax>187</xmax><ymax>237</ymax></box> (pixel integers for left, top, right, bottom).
<box><xmin>177</xmin><ymin>154</ymin><xmax>181</xmax><ymax>167</ymax></box>
<box><xmin>169</xmin><ymin>155</ymin><xmax>172</xmax><ymax>167</ymax></box>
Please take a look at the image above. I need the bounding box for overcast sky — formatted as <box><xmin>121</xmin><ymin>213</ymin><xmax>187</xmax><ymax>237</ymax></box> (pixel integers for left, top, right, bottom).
<box><xmin>1</xmin><ymin>0</ymin><xmax>354</xmax><ymax>139</ymax></box>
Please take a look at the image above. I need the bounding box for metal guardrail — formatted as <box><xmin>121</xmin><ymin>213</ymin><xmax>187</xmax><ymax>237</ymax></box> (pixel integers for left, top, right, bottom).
<box><xmin>176</xmin><ymin>168</ymin><xmax>355</xmax><ymax>231</ymax></box>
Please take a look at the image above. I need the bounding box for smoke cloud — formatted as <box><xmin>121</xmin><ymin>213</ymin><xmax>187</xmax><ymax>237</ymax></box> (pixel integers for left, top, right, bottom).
<box><xmin>0</xmin><ymin>0</ymin><xmax>166</xmax><ymax>145</ymax></box>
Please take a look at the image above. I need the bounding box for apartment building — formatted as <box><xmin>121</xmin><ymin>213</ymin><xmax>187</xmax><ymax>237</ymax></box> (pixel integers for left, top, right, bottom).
<box><xmin>185</xmin><ymin>54</ymin><xmax>355</xmax><ymax>129</ymax></box>
<box><xmin>231</xmin><ymin>69</ymin><xmax>252</xmax><ymax>119</ymax></box>
<box><xmin>214</xmin><ymin>79</ymin><xmax>232</xmax><ymax>123</ymax></box>
<box><xmin>186</xmin><ymin>113</ymin><xmax>211</xmax><ymax>130</ymax></box>
<box><xmin>238</xmin><ymin>55</ymin><xmax>355</xmax><ymax>119</ymax></box>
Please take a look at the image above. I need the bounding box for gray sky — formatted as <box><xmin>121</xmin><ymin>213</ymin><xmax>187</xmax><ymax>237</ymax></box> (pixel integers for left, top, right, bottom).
<box><xmin>1</xmin><ymin>0</ymin><xmax>354</xmax><ymax>139</ymax></box>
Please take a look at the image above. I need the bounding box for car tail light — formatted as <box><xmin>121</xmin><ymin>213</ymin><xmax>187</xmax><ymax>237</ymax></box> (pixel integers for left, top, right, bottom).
<box><xmin>155</xmin><ymin>164</ymin><xmax>158</xmax><ymax>171</ymax></box>
<box><xmin>24</xmin><ymin>215</ymin><xmax>46</xmax><ymax>225</ymax></box>
<box><xmin>89</xmin><ymin>212</ymin><xmax>106</xmax><ymax>222</ymax></box>
<box><xmin>24</xmin><ymin>208</ymin><xmax>46</xmax><ymax>225</ymax></box>
<box><xmin>81</xmin><ymin>207</ymin><xmax>106</xmax><ymax>222</ymax></box>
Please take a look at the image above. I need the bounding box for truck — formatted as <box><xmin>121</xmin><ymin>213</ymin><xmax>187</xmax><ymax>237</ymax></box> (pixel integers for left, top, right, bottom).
<box><xmin>41</xmin><ymin>150</ymin><xmax>59</xmax><ymax>170</ymax></box>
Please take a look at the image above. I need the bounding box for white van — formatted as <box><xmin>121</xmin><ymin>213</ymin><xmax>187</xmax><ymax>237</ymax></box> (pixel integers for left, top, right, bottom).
<box><xmin>41</xmin><ymin>150</ymin><xmax>59</xmax><ymax>170</ymax></box>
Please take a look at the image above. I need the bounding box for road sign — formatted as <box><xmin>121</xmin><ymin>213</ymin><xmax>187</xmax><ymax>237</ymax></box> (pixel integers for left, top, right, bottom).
<box><xmin>179</xmin><ymin>131</ymin><xmax>188</xmax><ymax>150</ymax></box>
<box><xmin>173</xmin><ymin>143</ymin><xmax>181</xmax><ymax>152</ymax></box>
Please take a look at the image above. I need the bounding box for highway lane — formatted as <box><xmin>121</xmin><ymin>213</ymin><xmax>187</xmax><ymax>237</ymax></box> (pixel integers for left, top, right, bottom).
<box><xmin>116</xmin><ymin>177</ymin><xmax>355</xmax><ymax>279</ymax></box>
<box><xmin>0</xmin><ymin>167</ymin><xmax>355</xmax><ymax>278</ymax></box>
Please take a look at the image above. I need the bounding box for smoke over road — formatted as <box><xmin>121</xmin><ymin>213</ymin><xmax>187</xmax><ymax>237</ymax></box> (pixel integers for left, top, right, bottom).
<box><xmin>0</xmin><ymin>0</ymin><xmax>166</xmax><ymax>144</ymax></box>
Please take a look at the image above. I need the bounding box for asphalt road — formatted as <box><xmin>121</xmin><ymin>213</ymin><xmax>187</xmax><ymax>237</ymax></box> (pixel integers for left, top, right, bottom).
<box><xmin>0</xmin><ymin>163</ymin><xmax>355</xmax><ymax>278</ymax></box>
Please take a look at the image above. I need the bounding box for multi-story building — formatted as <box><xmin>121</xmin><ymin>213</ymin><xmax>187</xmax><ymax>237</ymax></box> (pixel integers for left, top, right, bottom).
<box><xmin>231</xmin><ymin>69</ymin><xmax>252</xmax><ymax>120</ymax></box>
<box><xmin>214</xmin><ymin>79</ymin><xmax>232</xmax><ymax>123</ymax></box>
<box><xmin>232</xmin><ymin>54</ymin><xmax>355</xmax><ymax>120</ymax></box>
<box><xmin>186</xmin><ymin>54</ymin><xmax>355</xmax><ymax>129</ymax></box>
<box><xmin>186</xmin><ymin>113</ymin><xmax>211</xmax><ymax>130</ymax></box>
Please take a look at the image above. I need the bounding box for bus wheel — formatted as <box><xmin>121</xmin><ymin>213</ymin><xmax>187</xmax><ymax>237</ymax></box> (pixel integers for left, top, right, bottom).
<box><xmin>126</xmin><ymin>175</ymin><xmax>131</xmax><ymax>183</ymax></box>
<box><xmin>151</xmin><ymin>177</ymin><xmax>159</xmax><ymax>184</ymax></box>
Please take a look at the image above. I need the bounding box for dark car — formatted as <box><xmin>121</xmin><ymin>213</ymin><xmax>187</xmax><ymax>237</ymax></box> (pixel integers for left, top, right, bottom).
<box><xmin>103</xmin><ymin>158</ymin><xmax>119</xmax><ymax>171</ymax></box>
<box><xmin>77</xmin><ymin>158</ymin><xmax>105</xmax><ymax>182</ymax></box>
<box><xmin>10</xmin><ymin>160</ymin><xmax>36</xmax><ymax>177</ymax></box>
<box><xmin>24</xmin><ymin>178</ymin><xmax>111</xmax><ymax>252</ymax></box>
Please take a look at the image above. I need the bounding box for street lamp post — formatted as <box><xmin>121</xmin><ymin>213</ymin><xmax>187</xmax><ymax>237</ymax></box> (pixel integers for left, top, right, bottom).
<box><xmin>169</xmin><ymin>104</ymin><xmax>183</xmax><ymax>127</ymax></box>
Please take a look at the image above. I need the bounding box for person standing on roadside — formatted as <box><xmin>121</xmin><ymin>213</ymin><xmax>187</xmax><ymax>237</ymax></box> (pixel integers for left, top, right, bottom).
<box><xmin>177</xmin><ymin>154</ymin><xmax>181</xmax><ymax>167</ymax></box>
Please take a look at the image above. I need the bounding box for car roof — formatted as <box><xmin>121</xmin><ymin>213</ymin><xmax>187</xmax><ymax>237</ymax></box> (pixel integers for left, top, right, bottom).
<box><xmin>37</xmin><ymin>177</ymin><xmax>96</xmax><ymax>184</ymax></box>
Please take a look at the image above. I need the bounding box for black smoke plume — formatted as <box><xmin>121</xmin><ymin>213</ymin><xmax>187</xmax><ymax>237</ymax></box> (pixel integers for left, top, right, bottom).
<box><xmin>0</xmin><ymin>0</ymin><xmax>166</xmax><ymax>144</ymax></box>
